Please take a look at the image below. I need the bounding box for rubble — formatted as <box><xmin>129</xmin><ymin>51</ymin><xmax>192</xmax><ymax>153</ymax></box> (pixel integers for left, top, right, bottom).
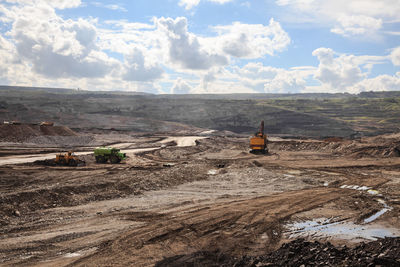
<box><xmin>156</xmin><ymin>237</ymin><xmax>400</xmax><ymax>267</ymax></box>
<box><xmin>0</xmin><ymin>135</ymin><xmax>399</xmax><ymax>266</ymax></box>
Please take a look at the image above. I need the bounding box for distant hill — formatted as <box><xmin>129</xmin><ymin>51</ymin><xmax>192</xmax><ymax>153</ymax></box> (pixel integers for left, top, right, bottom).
<box><xmin>1</xmin><ymin>85</ymin><xmax>400</xmax><ymax>138</ymax></box>
<box><xmin>0</xmin><ymin>85</ymin><xmax>152</xmax><ymax>96</ymax></box>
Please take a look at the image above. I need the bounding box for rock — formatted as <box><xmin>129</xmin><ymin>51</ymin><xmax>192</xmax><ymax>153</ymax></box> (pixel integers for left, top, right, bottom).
<box><xmin>163</xmin><ymin>163</ymin><xmax>174</xmax><ymax>167</ymax></box>
<box><xmin>13</xmin><ymin>210</ymin><xmax>21</xmax><ymax>217</ymax></box>
<box><xmin>155</xmin><ymin>237</ymin><xmax>400</xmax><ymax>266</ymax></box>
<box><xmin>253</xmin><ymin>160</ymin><xmax>263</xmax><ymax>167</ymax></box>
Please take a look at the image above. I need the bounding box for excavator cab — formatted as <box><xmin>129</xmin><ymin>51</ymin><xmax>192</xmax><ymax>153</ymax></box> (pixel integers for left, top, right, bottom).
<box><xmin>250</xmin><ymin>121</ymin><xmax>268</xmax><ymax>154</ymax></box>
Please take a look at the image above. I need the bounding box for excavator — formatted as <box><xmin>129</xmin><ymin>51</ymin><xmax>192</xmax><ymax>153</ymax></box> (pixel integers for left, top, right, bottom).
<box><xmin>250</xmin><ymin>121</ymin><xmax>268</xmax><ymax>154</ymax></box>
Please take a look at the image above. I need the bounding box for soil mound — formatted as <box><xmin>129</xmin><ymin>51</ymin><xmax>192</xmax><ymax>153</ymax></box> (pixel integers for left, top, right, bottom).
<box><xmin>33</xmin><ymin>157</ymin><xmax>86</xmax><ymax>167</ymax></box>
<box><xmin>0</xmin><ymin>124</ymin><xmax>76</xmax><ymax>142</ymax></box>
<box><xmin>156</xmin><ymin>237</ymin><xmax>400</xmax><ymax>266</ymax></box>
<box><xmin>270</xmin><ymin>137</ymin><xmax>400</xmax><ymax>158</ymax></box>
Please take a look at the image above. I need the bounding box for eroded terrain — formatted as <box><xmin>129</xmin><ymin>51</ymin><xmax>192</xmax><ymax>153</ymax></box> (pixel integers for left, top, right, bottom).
<box><xmin>0</xmin><ymin>134</ymin><xmax>400</xmax><ymax>266</ymax></box>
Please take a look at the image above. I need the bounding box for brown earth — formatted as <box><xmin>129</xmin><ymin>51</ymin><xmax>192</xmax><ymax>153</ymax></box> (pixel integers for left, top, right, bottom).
<box><xmin>0</xmin><ymin>124</ymin><xmax>76</xmax><ymax>142</ymax></box>
<box><xmin>155</xmin><ymin>237</ymin><xmax>400</xmax><ymax>266</ymax></box>
<box><xmin>0</xmin><ymin>134</ymin><xmax>399</xmax><ymax>266</ymax></box>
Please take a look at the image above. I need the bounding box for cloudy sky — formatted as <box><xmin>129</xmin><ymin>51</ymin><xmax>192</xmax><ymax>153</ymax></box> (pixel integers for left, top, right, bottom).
<box><xmin>0</xmin><ymin>0</ymin><xmax>399</xmax><ymax>94</ymax></box>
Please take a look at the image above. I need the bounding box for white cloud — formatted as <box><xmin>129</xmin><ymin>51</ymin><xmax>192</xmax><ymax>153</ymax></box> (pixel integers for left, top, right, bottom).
<box><xmin>123</xmin><ymin>48</ymin><xmax>164</xmax><ymax>81</ymax></box>
<box><xmin>275</xmin><ymin>0</ymin><xmax>400</xmax><ymax>38</ymax></box>
<box><xmin>234</xmin><ymin>62</ymin><xmax>311</xmax><ymax>93</ymax></box>
<box><xmin>209</xmin><ymin>0</ymin><xmax>233</xmax><ymax>3</ymax></box>
<box><xmin>191</xmin><ymin>79</ymin><xmax>257</xmax><ymax>94</ymax></box>
<box><xmin>98</xmin><ymin>21</ymin><xmax>159</xmax><ymax>58</ymax></box>
<box><xmin>6</xmin><ymin>3</ymin><xmax>116</xmax><ymax>78</ymax></box>
<box><xmin>179</xmin><ymin>0</ymin><xmax>233</xmax><ymax>10</ymax></box>
<box><xmin>212</xmin><ymin>18</ymin><xmax>290</xmax><ymax>59</ymax></box>
<box><xmin>91</xmin><ymin>2</ymin><xmax>127</xmax><ymax>12</ymax></box>
<box><xmin>47</xmin><ymin>0</ymin><xmax>81</xmax><ymax>9</ymax></box>
<box><xmin>171</xmin><ymin>77</ymin><xmax>193</xmax><ymax>94</ymax></box>
<box><xmin>385</xmin><ymin>31</ymin><xmax>400</xmax><ymax>36</ymax></box>
<box><xmin>331</xmin><ymin>15</ymin><xmax>382</xmax><ymax>37</ymax></box>
<box><xmin>156</xmin><ymin>17</ymin><xmax>228</xmax><ymax>70</ymax></box>
<box><xmin>353</xmin><ymin>74</ymin><xmax>400</xmax><ymax>93</ymax></box>
<box><xmin>308</xmin><ymin>47</ymin><xmax>400</xmax><ymax>93</ymax></box>
<box><xmin>179</xmin><ymin>0</ymin><xmax>201</xmax><ymax>10</ymax></box>
<box><xmin>312</xmin><ymin>48</ymin><xmax>365</xmax><ymax>91</ymax></box>
<box><xmin>5</xmin><ymin>0</ymin><xmax>398</xmax><ymax>95</ymax></box>
<box><xmin>4</xmin><ymin>0</ymin><xmax>82</xmax><ymax>9</ymax></box>
<box><xmin>275</xmin><ymin>0</ymin><xmax>400</xmax><ymax>20</ymax></box>
<box><xmin>0</xmin><ymin>0</ymin><xmax>294</xmax><ymax>92</ymax></box>
<box><xmin>263</xmin><ymin>71</ymin><xmax>307</xmax><ymax>93</ymax></box>
<box><xmin>391</xmin><ymin>47</ymin><xmax>400</xmax><ymax>66</ymax></box>
<box><xmin>0</xmin><ymin>1</ymin><xmax>164</xmax><ymax>93</ymax></box>
<box><xmin>0</xmin><ymin>35</ymin><xmax>19</xmax><ymax>83</ymax></box>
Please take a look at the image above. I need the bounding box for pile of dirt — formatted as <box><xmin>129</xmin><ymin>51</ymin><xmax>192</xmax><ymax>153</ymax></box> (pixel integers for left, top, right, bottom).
<box><xmin>0</xmin><ymin>160</ymin><xmax>212</xmax><ymax>217</ymax></box>
<box><xmin>156</xmin><ymin>237</ymin><xmax>400</xmax><ymax>266</ymax></box>
<box><xmin>270</xmin><ymin>138</ymin><xmax>400</xmax><ymax>158</ymax></box>
<box><xmin>33</xmin><ymin>157</ymin><xmax>86</xmax><ymax>167</ymax></box>
<box><xmin>0</xmin><ymin>124</ymin><xmax>76</xmax><ymax>142</ymax></box>
<box><xmin>349</xmin><ymin>142</ymin><xmax>400</xmax><ymax>158</ymax></box>
<box><xmin>25</xmin><ymin>135</ymin><xmax>95</xmax><ymax>147</ymax></box>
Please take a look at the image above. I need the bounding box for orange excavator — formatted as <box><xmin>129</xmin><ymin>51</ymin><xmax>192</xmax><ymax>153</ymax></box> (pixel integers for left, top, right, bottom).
<box><xmin>250</xmin><ymin>121</ymin><xmax>268</xmax><ymax>154</ymax></box>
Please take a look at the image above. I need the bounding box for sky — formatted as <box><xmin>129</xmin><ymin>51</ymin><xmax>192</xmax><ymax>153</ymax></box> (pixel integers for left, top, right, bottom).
<box><xmin>0</xmin><ymin>0</ymin><xmax>400</xmax><ymax>94</ymax></box>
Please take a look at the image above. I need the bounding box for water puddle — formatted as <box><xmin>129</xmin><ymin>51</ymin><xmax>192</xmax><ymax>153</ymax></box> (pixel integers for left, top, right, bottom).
<box><xmin>64</xmin><ymin>252</ymin><xmax>81</xmax><ymax>258</ymax></box>
<box><xmin>200</xmin><ymin>130</ymin><xmax>216</xmax><ymax>135</ymax></box>
<box><xmin>286</xmin><ymin>170</ymin><xmax>303</xmax><ymax>175</ymax></box>
<box><xmin>364</xmin><ymin>209</ymin><xmax>391</xmax><ymax>224</ymax></box>
<box><xmin>160</xmin><ymin>136</ymin><xmax>207</xmax><ymax>147</ymax></box>
<box><xmin>339</xmin><ymin>184</ymin><xmax>393</xmax><ymax>223</ymax></box>
<box><xmin>340</xmin><ymin>184</ymin><xmax>371</xmax><ymax>191</ymax></box>
<box><xmin>62</xmin><ymin>247</ymin><xmax>98</xmax><ymax>259</ymax></box>
<box><xmin>283</xmin><ymin>174</ymin><xmax>295</xmax><ymax>178</ymax></box>
<box><xmin>340</xmin><ymin>184</ymin><xmax>381</xmax><ymax>196</ymax></box>
<box><xmin>364</xmin><ymin>199</ymin><xmax>393</xmax><ymax>224</ymax></box>
<box><xmin>285</xmin><ymin>218</ymin><xmax>399</xmax><ymax>241</ymax></box>
<box><xmin>208</xmin><ymin>169</ymin><xmax>217</xmax><ymax>175</ymax></box>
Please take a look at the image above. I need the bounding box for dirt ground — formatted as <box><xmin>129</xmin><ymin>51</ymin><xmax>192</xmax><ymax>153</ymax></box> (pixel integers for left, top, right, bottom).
<box><xmin>0</xmin><ymin>134</ymin><xmax>400</xmax><ymax>266</ymax></box>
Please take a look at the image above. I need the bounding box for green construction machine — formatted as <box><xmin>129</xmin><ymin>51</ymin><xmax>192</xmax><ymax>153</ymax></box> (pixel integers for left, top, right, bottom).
<box><xmin>94</xmin><ymin>147</ymin><xmax>126</xmax><ymax>164</ymax></box>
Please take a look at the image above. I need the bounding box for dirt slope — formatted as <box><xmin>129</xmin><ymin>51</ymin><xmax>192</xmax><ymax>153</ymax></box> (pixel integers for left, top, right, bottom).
<box><xmin>71</xmin><ymin>188</ymin><xmax>347</xmax><ymax>267</ymax></box>
<box><xmin>156</xmin><ymin>237</ymin><xmax>400</xmax><ymax>266</ymax></box>
<box><xmin>0</xmin><ymin>135</ymin><xmax>399</xmax><ymax>266</ymax></box>
<box><xmin>0</xmin><ymin>124</ymin><xmax>76</xmax><ymax>142</ymax></box>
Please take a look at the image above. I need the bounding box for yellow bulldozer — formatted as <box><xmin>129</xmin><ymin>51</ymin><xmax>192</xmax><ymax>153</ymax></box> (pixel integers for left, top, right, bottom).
<box><xmin>250</xmin><ymin>121</ymin><xmax>268</xmax><ymax>154</ymax></box>
<box><xmin>55</xmin><ymin>151</ymin><xmax>84</xmax><ymax>166</ymax></box>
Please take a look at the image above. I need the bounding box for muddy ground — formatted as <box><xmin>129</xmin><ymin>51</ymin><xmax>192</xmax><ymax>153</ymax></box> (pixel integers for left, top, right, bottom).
<box><xmin>0</xmin><ymin>134</ymin><xmax>400</xmax><ymax>266</ymax></box>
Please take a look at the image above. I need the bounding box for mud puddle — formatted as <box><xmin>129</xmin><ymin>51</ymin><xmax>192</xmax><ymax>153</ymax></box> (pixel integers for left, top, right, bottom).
<box><xmin>160</xmin><ymin>136</ymin><xmax>207</xmax><ymax>147</ymax></box>
<box><xmin>339</xmin><ymin>184</ymin><xmax>394</xmax><ymax>223</ymax></box>
<box><xmin>364</xmin><ymin>199</ymin><xmax>393</xmax><ymax>224</ymax></box>
<box><xmin>285</xmin><ymin>218</ymin><xmax>400</xmax><ymax>242</ymax></box>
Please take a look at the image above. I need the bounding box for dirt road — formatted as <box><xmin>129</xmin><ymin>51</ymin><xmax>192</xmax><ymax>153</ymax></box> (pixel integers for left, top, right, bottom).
<box><xmin>0</xmin><ymin>136</ymin><xmax>205</xmax><ymax>166</ymax></box>
<box><xmin>0</xmin><ymin>135</ymin><xmax>399</xmax><ymax>266</ymax></box>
